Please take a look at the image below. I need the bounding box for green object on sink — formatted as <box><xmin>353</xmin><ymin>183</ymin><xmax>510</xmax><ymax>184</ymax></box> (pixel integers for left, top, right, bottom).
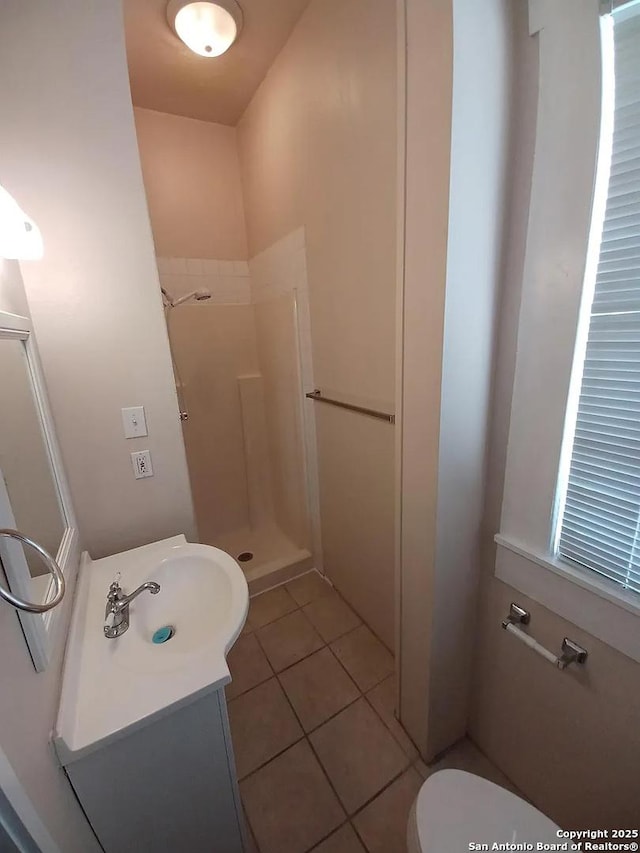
<box><xmin>152</xmin><ymin>625</ymin><xmax>174</xmax><ymax>644</ymax></box>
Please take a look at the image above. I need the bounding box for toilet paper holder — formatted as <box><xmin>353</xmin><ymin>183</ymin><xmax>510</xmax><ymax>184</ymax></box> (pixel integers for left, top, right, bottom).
<box><xmin>502</xmin><ymin>603</ymin><xmax>588</xmax><ymax>670</ymax></box>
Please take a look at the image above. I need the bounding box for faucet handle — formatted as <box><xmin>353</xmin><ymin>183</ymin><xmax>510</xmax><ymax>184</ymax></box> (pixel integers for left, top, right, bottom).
<box><xmin>108</xmin><ymin>573</ymin><xmax>122</xmax><ymax>601</ymax></box>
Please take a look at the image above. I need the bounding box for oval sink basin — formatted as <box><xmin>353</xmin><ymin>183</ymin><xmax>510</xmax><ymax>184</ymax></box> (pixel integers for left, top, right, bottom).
<box><xmin>55</xmin><ymin>536</ymin><xmax>249</xmax><ymax>763</ymax></box>
<box><xmin>114</xmin><ymin>547</ymin><xmax>243</xmax><ymax>672</ymax></box>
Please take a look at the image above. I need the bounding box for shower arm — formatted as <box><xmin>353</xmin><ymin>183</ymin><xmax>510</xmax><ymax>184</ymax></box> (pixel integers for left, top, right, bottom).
<box><xmin>161</xmin><ymin>289</ymin><xmax>212</xmax><ymax>309</ymax></box>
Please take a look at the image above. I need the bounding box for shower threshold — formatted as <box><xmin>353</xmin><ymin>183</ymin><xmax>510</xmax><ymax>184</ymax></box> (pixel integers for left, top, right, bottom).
<box><xmin>210</xmin><ymin>523</ymin><xmax>313</xmax><ymax>595</ymax></box>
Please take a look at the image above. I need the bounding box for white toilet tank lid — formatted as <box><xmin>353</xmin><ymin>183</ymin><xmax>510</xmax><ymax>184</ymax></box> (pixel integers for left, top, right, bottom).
<box><xmin>415</xmin><ymin>770</ymin><xmax>560</xmax><ymax>852</ymax></box>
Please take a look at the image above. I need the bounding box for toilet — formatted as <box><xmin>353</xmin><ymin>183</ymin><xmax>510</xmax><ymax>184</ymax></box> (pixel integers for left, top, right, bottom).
<box><xmin>407</xmin><ymin>770</ymin><xmax>560</xmax><ymax>852</ymax></box>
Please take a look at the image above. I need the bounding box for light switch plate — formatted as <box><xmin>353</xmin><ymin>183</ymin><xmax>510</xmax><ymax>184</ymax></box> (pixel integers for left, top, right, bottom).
<box><xmin>122</xmin><ymin>406</ymin><xmax>148</xmax><ymax>439</ymax></box>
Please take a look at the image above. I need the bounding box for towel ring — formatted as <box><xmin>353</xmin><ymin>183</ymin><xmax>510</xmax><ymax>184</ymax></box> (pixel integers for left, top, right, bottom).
<box><xmin>0</xmin><ymin>529</ymin><xmax>65</xmax><ymax>613</ymax></box>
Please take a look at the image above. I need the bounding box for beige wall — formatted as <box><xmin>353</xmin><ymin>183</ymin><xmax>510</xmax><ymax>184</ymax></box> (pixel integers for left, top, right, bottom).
<box><xmin>425</xmin><ymin>0</ymin><xmax>511</xmax><ymax>758</ymax></box>
<box><xmin>469</xmin><ymin>0</ymin><xmax>640</xmax><ymax>829</ymax></box>
<box><xmin>238</xmin><ymin>0</ymin><xmax>398</xmax><ymax>649</ymax></box>
<box><xmin>0</xmin><ymin>0</ymin><xmax>196</xmax><ymax>560</ymax></box>
<box><xmin>0</xmin><ymin>260</ymin><xmax>100</xmax><ymax>852</ymax></box>
<box><xmin>398</xmin><ymin>0</ymin><xmax>452</xmax><ymax>752</ymax></box>
<box><xmin>134</xmin><ymin>107</ymin><xmax>248</xmax><ymax>260</ymax></box>
<box><xmin>0</xmin><ymin>258</ymin><xmax>29</xmax><ymax>317</ymax></box>
<box><xmin>169</xmin><ymin>304</ymin><xmax>259</xmax><ymax>542</ymax></box>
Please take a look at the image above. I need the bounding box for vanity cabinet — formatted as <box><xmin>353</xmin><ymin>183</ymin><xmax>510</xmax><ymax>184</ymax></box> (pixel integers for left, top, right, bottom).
<box><xmin>64</xmin><ymin>690</ymin><xmax>246</xmax><ymax>853</ymax></box>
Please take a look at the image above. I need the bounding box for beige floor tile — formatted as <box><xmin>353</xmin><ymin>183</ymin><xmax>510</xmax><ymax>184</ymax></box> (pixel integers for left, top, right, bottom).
<box><xmin>244</xmin><ymin>828</ymin><xmax>259</xmax><ymax>853</ymax></box>
<box><xmin>366</xmin><ymin>676</ymin><xmax>418</xmax><ymax>760</ymax></box>
<box><xmin>303</xmin><ymin>591</ymin><xmax>362</xmax><ymax>642</ymax></box>
<box><xmin>286</xmin><ymin>570</ymin><xmax>333</xmax><ymax>607</ymax></box>
<box><xmin>228</xmin><ymin>678</ymin><xmax>303</xmax><ymax>778</ymax></box>
<box><xmin>310</xmin><ymin>698</ymin><xmax>409</xmax><ymax>814</ymax></box>
<box><xmin>256</xmin><ymin>610</ymin><xmax>324</xmax><ymax>672</ymax></box>
<box><xmin>279</xmin><ymin>648</ymin><xmax>360</xmax><ymax>732</ymax></box>
<box><xmin>240</xmin><ymin>805</ymin><xmax>259</xmax><ymax>853</ymax></box>
<box><xmin>426</xmin><ymin>737</ymin><xmax>522</xmax><ymax>795</ymax></box>
<box><xmin>353</xmin><ymin>767</ymin><xmax>423</xmax><ymax>853</ymax></box>
<box><xmin>226</xmin><ymin>633</ymin><xmax>273</xmax><ymax>700</ymax></box>
<box><xmin>413</xmin><ymin>758</ymin><xmax>429</xmax><ymax>779</ymax></box>
<box><xmin>241</xmin><ymin>740</ymin><xmax>345</xmax><ymax>853</ymax></box>
<box><xmin>312</xmin><ymin>823</ymin><xmax>366</xmax><ymax>852</ymax></box>
<box><xmin>331</xmin><ymin>625</ymin><xmax>394</xmax><ymax>692</ymax></box>
<box><xmin>248</xmin><ymin>586</ymin><xmax>297</xmax><ymax>628</ymax></box>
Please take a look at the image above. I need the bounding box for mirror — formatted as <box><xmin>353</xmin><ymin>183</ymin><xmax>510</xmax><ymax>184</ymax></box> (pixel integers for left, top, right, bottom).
<box><xmin>0</xmin><ymin>311</ymin><xmax>78</xmax><ymax>671</ymax></box>
<box><xmin>0</xmin><ymin>339</ymin><xmax>65</xmax><ymax>582</ymax></box>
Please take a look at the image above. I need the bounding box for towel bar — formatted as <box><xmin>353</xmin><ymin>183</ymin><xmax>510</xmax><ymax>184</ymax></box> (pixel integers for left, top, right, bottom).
<box><xmin>305</xmin><ymin>389</ymin><xmax>395</xmax><ymax>424</ymax></box>
<box><xmin>502</xmin><ymin>603</ymin><xmax>588</xmax><ymax>670</ymax></box>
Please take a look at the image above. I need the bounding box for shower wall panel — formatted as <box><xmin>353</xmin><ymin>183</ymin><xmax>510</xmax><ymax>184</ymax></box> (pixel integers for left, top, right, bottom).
<box><xmin>250</xmin><ymin>229</ymin><xmax>317</xmax><ymax>557</ymax></box>
<box><xmin>237</xmin><ymin>373</ymin><xmax>276</xmax><ymax>529</ymax></box>
<box><xmin>169</xmin><ymin>304</ymin><xmax>259</xmax><ymax>543</ymax></box>
<box><xmin>254</xmin><ymin>294</ymin><xmax>310</xmax><ymax>550</ymax></box>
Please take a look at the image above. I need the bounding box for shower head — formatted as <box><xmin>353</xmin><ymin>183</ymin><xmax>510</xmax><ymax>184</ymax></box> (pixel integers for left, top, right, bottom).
<box><xmin>161</xmin><ymin>287</ymin><xmax>212</xmax><ymax>308</ymax></box>
<box><xmin>193</xmin><ymin>289</ymin><xmax>212</xmax><ymax>301</ymax></box>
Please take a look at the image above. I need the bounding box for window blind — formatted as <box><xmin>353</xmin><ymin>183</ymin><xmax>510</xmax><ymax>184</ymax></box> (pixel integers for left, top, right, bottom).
<box><xmin>557</xmin><ymin>5</ymin><xmax>640</xmax><ymax>595</ymax></box>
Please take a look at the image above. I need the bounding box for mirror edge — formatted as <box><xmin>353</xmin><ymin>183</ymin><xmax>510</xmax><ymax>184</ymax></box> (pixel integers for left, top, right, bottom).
<box><xmin>0</xmin><ymin>309</ymin><xmax>80</xmax><ymax>672</ymax></box>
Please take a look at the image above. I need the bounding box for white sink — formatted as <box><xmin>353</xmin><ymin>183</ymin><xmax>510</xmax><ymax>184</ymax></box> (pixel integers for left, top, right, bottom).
<box><xmin>115</xmin><ymin>548</ymin><xmax>242</xmax><ymax>671</ymax></box>
<box><xmin>55</xmin><ymin>536</ymin><xmax>248</xmax><ymax>764</ymax></box>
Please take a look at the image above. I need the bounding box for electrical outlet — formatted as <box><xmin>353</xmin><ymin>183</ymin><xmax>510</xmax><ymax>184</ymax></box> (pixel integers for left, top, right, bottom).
<box><xmin>131</xmin><ymin>450</ymin><xmax>153</xmax><ymax>479</ymax></box>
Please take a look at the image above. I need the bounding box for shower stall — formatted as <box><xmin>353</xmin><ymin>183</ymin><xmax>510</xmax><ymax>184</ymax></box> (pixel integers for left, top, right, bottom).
<box><xmin>158</xmin><ymin>229</ymin><xmax>319</xmax><ymax>592</ymax></box>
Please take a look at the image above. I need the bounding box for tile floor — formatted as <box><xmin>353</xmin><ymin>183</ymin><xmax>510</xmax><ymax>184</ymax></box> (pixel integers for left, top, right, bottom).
<box><xmin>227</xmin><ymin>571</ymin><xmax>519</xmax><ymax>853</ymax></box>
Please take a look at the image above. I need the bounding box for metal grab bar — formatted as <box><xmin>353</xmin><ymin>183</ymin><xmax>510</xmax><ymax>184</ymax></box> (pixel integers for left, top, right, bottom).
<box><xmin>0</xmin><ymin>529</ymin><xmax>65</xmax><ymax>613</ymax></box>
<box><xmin>305</xmin><ymin>389</ymin><xmax>395</xmax><ymax>424</ymax></box>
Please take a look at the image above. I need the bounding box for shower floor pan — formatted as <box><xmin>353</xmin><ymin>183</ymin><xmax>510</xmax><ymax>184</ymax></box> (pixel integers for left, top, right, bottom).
<box><xmin>211</xmin><ymin>523</ymin><xmax>313</xmax><ymax>595</ymax></box>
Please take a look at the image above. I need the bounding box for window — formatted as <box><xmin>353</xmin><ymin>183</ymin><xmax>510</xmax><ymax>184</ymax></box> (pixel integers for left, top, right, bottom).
<box><xmin>555</xmin><ymin>2</ymin><xmax>640</xmax><ymax>597</ymax></box>
<box><xmin>494</xmin><ymin>0</ymin><xmax>640</xmax><ymax>662</ymax></box>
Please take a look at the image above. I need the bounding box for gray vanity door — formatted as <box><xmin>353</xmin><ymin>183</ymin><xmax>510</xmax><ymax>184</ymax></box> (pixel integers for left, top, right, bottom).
<box><xmin>65</xmin><ymin>690</ymin><xmax>245</xmax><ymax>853</ymax></box>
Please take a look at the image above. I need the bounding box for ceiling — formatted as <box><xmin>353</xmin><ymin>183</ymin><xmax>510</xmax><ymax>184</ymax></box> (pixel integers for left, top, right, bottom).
<box><xmin>124</xmin><ymin>0</ymin><xmax>312</xmax><ymax>126</ymax></box>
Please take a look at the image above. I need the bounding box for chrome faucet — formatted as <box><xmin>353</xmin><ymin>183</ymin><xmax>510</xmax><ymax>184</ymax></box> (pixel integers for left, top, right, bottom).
<box><xmin>104</xmin><ymin>575</ymin><xmax>160</xmax><ymax>639</ymax></box>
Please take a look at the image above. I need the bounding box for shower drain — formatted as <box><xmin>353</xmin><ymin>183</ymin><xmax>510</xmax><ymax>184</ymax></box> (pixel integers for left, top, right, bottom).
<box><xmin>237</xmin><ymin>551</ymin><xmax>254</xmax><ymax>563</ymax></box>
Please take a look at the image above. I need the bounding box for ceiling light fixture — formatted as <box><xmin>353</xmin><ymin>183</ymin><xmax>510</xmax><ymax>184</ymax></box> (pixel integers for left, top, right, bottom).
<box><xmin>166</xmin><ymin>0</ymin><xmax>243</xmax><ymax>58</ymax></box>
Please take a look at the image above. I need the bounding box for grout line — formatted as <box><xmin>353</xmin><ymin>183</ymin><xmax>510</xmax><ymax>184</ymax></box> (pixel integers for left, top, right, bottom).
<box><xmin>279</xmin><ymin>685</ymin><xmax>362</xmax><ymax>737</ymax></box>
<box><xmin>305</xmin><ymin>820</ymin><xmax>351</xmax><ymax>852</ymax></box>
<box><xmin>305</xmin><ymin>732</ymin><xmax>351</xmax><ymax>825</ymax></box>
<box><xmin>236</xmin><ymin>729</ymin><xmax>308</xmax><ymax>784</ymax></box>
<box><xmin>327</xmin><ymin>630</ymin><xmax>393</xmax><ymax>694</ymax></box>
<box><xmin>245</xmin><ymin>592</ymin><xmax>298</xmax><ymax>631</ymax></box>
<box><xmin>265</xmin><ymin>635</ymin><xmax>356</xmax><ymax>829</ymax></box>
<box><xmin>297</xmin><ymin>687</ymin><xmax>410</xmax><ymax>827</ymax></box>
<box><xmin>226</xmin><ymin>634</ymin><xmax>276</xmax><ymax>703</ymax></box>
<box><xmin>321</xmin><ymin>585</ymin><xmax>394</xmax><ymax>658</ymax></box>
<box><xmin>225</xmin><ymin>669</ymin><xmax>273</xmax><ymax>704</ymax></box>
<box><xmin>234</xmin><ymin>590</ymin><xmax>405</xmax><ymax>852</ymax></box>
<box><xmin>252</xmin><ymin>611</ymin><xmax>324</xmax><ymax>674</ymax></box>
<box><xmin>305</xmin><ymin>613</ymin><xmax>364</xmax><ymax>646</ymax></box>
<box><xmin>247</xmin><ymin>605</ymin><xmax>298</xmax><ymax>632</ymax></box>
<box><xmin>255</xmin><ymin>653</ymin><xmax>354</xmax><ymax>838</ymax></box>
<box><xmin>349</xmin><ymin>764</ymin><xmax>413</xmax><ymax>823</ymax></box>
<box><xmin>240</xmin><ymin>802</ymin><xmax>260</xmax><ymax>853</ymax></box>
<box><xmin>351</xmin><ymin>818</ymin><xmax>370</xmax><ymax>851</ymax></box>
<box><xmin>361</xmin><ymin>687</ymin><xmax>420</xmax><ymax>761</ymax></box>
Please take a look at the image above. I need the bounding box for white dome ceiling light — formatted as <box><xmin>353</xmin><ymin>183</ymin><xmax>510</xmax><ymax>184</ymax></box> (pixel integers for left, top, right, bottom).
<box><xmin>166</xmin><ymin>0</ymin><xmax>243</xmax><ymax>58</ymax></box>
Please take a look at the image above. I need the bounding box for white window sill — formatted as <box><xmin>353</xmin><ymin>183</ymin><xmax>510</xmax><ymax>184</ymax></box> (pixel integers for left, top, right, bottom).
<box><xmin>494</xmin><ymin>533</ymin><xmax>640</xmax><ymax>663</ymax></box>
